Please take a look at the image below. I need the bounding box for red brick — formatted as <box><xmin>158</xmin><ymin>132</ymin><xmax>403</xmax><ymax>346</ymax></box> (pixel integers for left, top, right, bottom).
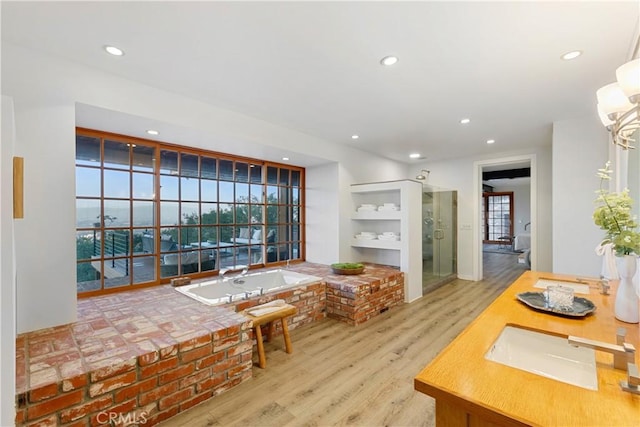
<box><xmin>234</xmin><ymin>301</ymin><xmax>252</xmax><ymax>312</ymax></box>
<box><xmin>114</xmin><ymin>376</ymin><xmax>157</xmax><ymax>403</ymax></box>
<box><xmin>158</xmin><ymin>364</ymin><xmax>194</xmax><ymax>385</ymax></box>
<box><xmin>212</xmin><ymin>355</ymin><xmax>240</xmax><ymax>374</ymax></box>
<box><xmin>140</xmin><ymin>357</ymin><xmax>178</xmax><ymax>379</ymax></box>
<box><xmin>25</xmin><ymin>414</ymin><xmax>57</xmax><ymax>427</ymax></box>
<box><xmin>179</xmin><ymin>369</ymin><xmax>210</xmax><ymax>389</ymax></box>
<box><xmin>60</xmin><ymin>394</ymin><xmax>113</xmax><ymax>423</ymax></box>
<box><xmin>227</xmin><ymin>360</ymin><xmax>252</xmax><ymax>378</ymax></box>
<box><xmin>146</xmin><ymin>406</ymin><xmax>178</xmax><ymax>426</ymax></box>
<box><xmin>196</xmin><ymin>373</ymin><xmax>225</xmax><ymax>393</ymax></box>
<box><xmin>27</xmin><ymin>389</ymin><xmax>83</xmax><ymax>420</ymax></box>
<box><xmin>62</xmin><ymin>374</ymin><xmax>88</xmax><ymax>392</ymax></box>
<box><xmin>89</xmin><ymin>371</ymin><xmax>137</xmax><ymax>398</ymax></box>
<box><xmin>65</xmin><ymin>419</ymin><xmax>88</xmax><ymax>427</ymax></box>
<box><xmin>159</xmin><ymin>344</ymin><xmax>178</xmax><ymax>359</ymax></box>
<box><xmin>158</xmin><ymin>388</ymin><xmax>193</xmax><ymax>411</ymax></box>
<box><xmin>227</xmin><ymin>341</ymin><xmax>253</xmax><ymax>357</ymax></box>
<box><xmin>180</xmin><ymin>344</ymin><xmax>212</xmax><ymax>363</ymax></box>
<box><xmin>89</xmin><ymin>399</ymin><xmax>137</xmax><ymax>426</ymax></box>
<box><xmin>139</xmin><ymin>350</ymin><xmax>159</xmax><ymax>366</ymax></box>
<box><xmin>28</xmin><ymin>383</ymin><xmax>58</xmax><ymax>402</ymax></box>
<box><xmin>214</xmin><ymin>335</ymin><xmax>240</xmax><ymax>351</ymax></box>
<box><xmin>90</xmin><ymin>358</ymin><xmax>136</xmax><ymax>382</ymax></box>
<box><xmin>139</xmin><ymin>381</ymin><xmax>178</xmax><ymax>406</ymax></box>
<box><xmin>212</xmin><ymin>328</ymin><xmax>228</xmax><ymax>341</ymax></box>
<box><xmin>15</xmin><ymin>408</ymin><xmax>25</xmax><ymax>424</ymax></box>
<box><xmin>178</xmin><ymin>333</ymin><xmax>211</xmax><ymax>352</ymax></box>
<box><xmin>225</xmin><ymin>325</ymin><xmax>240</xmax><ymax>336</ymax></box>
<box><xmin>213</xmin><ymin>376</ymin><xmax>243</xmax><ymax>396</ymax></box>
<box><xmin>179</xmin><ymin>390</ymin><xmax>212</xmax><ymax>411</ymax></box>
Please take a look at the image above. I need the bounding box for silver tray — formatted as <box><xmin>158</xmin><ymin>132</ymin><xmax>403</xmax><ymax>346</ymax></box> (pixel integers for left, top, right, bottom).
<box><xmin>516</xmin><ymin>291</ymin><xmax>596</xmax><ymax>317</ymax></box>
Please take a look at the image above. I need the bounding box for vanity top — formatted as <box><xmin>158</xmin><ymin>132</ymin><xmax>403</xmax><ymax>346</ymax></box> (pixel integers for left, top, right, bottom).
<box><xmin>414</xmin><ymin>270</ymin><xmax>640</xmax><ymax>426</ymax></box>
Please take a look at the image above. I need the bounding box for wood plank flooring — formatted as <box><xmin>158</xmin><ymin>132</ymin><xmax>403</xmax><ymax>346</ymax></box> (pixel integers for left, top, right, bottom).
<box><xmin>161</xmin><ymin>253</ymin><xmax>528</xmax><ymax>427</ymax></box>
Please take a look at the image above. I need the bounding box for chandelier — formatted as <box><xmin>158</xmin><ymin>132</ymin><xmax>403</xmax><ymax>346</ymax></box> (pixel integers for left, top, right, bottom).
<box><xmin>596</xmin><ymin>58</ymin><xmax>640</xmax><ymax>149</ymax></box>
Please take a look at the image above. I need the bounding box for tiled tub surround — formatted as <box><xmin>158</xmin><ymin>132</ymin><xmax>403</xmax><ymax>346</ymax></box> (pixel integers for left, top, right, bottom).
<box><xmin>15</xmin><ymin>263</ymin><xmax>402</xmax><ymax>426</ymax></box>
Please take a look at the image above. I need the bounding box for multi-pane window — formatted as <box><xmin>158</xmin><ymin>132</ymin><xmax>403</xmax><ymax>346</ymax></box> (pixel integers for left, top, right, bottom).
<box><xmin>75</xmin><ymin>129</ymin><xmax>304</xmax><ymax>296</ymax></box>
<box><xmin>483</xmin><ymin>192</ymin><xmax>514</xmax><ymax>242</ymax></box>
<box><xmin>266</xmin><ymin>166</ymin><xmax>302</xmax><ymax>263</ymax></box>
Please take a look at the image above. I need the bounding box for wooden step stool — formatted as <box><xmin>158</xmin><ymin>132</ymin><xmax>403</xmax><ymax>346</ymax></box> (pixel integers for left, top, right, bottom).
<box><xmin>242</xmin><ymin>304</ymin><xmax>297</xmax><ymax>368</ymax></box>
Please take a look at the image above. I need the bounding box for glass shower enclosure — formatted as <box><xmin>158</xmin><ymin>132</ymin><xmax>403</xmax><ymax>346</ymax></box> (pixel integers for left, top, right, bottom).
<box><xmin>422</xmin><ymin>185</ymin><xmax>457</xmax><ymax>294</ymax></box>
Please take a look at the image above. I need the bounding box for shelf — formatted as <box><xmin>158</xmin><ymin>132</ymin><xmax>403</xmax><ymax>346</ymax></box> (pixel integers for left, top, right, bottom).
<box><xmin>351</xmin><ymin>211</ymin><xmax>401</xmax><ymax>220</ymax></box>
<box><xmin>351</xmin><ymin>180</ymin><xmax>411</xmax><ymax>194</ymax></box>
<box><xmin>351</xmin><ymin>238</ymin><xmax>401</xmax><ymax>250</ymax></box>
<box><xmin>350</xmin><ymin>179</ymin><xmax>422</xmax><ymax>303</ymax></box>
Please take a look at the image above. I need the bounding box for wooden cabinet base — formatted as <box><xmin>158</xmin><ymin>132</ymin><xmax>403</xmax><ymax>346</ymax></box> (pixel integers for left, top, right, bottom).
<box><xmin>435</xmin><ymin>399</ymin><xmax>525</xmax><ymax>427</ymax></box>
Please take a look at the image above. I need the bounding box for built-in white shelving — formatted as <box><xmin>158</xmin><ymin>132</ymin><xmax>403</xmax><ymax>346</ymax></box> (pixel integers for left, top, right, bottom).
<box><xmin>351</xmin><ymin>211</ymin><xmax>402</xmax><ymax>221</ymax></box>
<box><xmin>351</xmin><ymin>238</ymin><xmax>402</xmax><ymax>250</ymax></box>
<box><xmin>350</xmin><ymin>180</ymin><xmax>422</xmax><ymax>302</ymax></box>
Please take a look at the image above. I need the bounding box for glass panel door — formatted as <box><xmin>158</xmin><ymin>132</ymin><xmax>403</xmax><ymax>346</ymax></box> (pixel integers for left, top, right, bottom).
<box><xmin>422</xmin><ymin>187</ymin><xmax>457</xmax><ymax>294</ymax></box>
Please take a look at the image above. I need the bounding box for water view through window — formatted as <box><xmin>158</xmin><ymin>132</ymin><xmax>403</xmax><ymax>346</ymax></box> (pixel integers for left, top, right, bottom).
<box><xmin>75</xmin><ymin>129</ymin><xmax>304</xmax><ymax>296</ymax></box>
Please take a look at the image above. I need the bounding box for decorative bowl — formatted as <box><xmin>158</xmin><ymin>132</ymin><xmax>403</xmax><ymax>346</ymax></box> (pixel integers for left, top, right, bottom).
<box><xmin>331</xmin><ymin>263</ymin><xmax>365</xmax><ymax>275</ymax></box>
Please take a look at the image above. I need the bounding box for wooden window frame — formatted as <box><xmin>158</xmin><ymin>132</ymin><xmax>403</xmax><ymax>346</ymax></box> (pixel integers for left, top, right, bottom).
<box><xmin>482</xmin><ymin>191</ymin><xmax>514</xmax><ymax>244</ymax></box>
<box><xmin>75</xmin><ymin>128</ymin><xmax>305</xmax><ymax>297</ymax></box>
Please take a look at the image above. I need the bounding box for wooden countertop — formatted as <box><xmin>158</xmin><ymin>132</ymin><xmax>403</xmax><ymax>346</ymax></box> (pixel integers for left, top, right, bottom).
<box><xmin>414</xmin><ymin>271</ymin><xmax>640</xmax><ymax>427</ymax></box>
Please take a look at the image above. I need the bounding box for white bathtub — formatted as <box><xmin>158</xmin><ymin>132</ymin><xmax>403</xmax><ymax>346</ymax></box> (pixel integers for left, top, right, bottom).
<box><xmin>174</xmin><ymin>269</ymin><xmax>323</xmax><ymax>306</ymax></box>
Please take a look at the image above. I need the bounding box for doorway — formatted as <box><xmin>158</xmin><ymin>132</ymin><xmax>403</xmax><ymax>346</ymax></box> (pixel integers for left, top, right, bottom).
<box><xmin>473</xmin><ymin>155</ymin><xmax>536</xmax><ymax>281</ymax></box>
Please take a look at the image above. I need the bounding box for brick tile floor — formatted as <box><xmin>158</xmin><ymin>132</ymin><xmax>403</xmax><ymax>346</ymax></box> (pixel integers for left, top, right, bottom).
<box><xmin>16</xmin><ymin>285</ymin><xmax>246</xmax><ymax>395</ymax></box>
<box><xmin>17</xmin><ymin>262</ymin><xmax>403</xmax><ymax>394</ymax></box>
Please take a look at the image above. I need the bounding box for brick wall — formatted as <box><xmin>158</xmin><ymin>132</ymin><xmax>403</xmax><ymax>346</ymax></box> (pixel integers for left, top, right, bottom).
<box><xmin>15</xmin><ymin>267</ymin><xmax>403</xmax><ymax>426</ymax></box>
<box><xmin>16</xmin><ymin>323</ymin><xmax>253</xmax><ymax>427</ymax></box>
<box><xmin>326</xmin><ymin>272</ymin><xmax>404</xmax><ymax>326</ymax></box>
<box><xmin>231</xmin><ymin>281</ymin><xmax>327</xmax><ymax>336</ymax></box>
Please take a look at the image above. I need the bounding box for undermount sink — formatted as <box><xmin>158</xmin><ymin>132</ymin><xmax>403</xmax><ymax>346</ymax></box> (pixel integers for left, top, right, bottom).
<box><xmin>485</xmin><ymin>325</ymin><xmax>598</xmax><ymax>390</ymax></box>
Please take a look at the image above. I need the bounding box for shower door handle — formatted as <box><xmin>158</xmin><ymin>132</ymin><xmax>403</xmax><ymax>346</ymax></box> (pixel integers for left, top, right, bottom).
<box><xmin>434</xmin><ymin>229</ymin><xmax>444</xmax><ymax>240</ymax></box>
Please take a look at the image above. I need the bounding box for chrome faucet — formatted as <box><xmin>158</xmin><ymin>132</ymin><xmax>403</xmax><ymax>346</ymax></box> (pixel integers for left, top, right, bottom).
<box><xmin>568</xmin><ymin>328</ymin><xmax>640</xmax><ymax>394</ymax></box>
<box><xmin>575</xmin><ymin>276</ymin><xmax>610</xmax><ymax>294</ymax></box>
<box><xmin>568</xmin><ymin>328</ymin><xmax>635</xmax><ymax>370</ymax></box>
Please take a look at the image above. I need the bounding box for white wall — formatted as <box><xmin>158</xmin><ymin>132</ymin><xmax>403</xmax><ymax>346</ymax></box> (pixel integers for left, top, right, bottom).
<box><xmin>491</xmin><ymin>181</ymin><xmax>531</xmax><ymax>235</ymax></box>
<box><xmin>411</xmin><ymin>144</ymin><xmax>553</xmax><ymax>280</ymax></box>
<box><xmin>552</xmin><ymin>115</ymin><xmax>609</xmax><ymax>277</ymax></box>
<box><xmin>13</xmin><ymin>101</ymin><xmax>78</xmax><ymax>333</ymax></box>
<box><xmin>1</xmin><ymin>96</ymin><xmax>17</xmax><ymax>427</ymax></box>
<box><xmin>2</xmin><ymin>43</ymin><xmax>408</xmax><ymax>333</ymax></box>
<box><xmin>305</xmin><ymin>162</ymin><xmax>339</xmax><ymax>264</ymax></box>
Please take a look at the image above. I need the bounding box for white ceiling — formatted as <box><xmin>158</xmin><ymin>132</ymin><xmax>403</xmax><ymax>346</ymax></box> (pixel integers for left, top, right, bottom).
<box><xmin>2</xmin><ymin>1</ymin><xmax>639</xmax><ymax>164</ymax></box>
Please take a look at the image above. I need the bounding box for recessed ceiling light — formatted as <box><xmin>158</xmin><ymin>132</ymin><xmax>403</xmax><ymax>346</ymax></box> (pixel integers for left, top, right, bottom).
<box><xmin>460</xmin><ymin>118</ymin><xmax>471</xmax><ymax>124</ymax></box>
<box><xmin>351</xmin><ymin>135</ymin><xmax>359</xmax><ymax>140</ymax></box>
<box><xmin>282</xmin><ymin>157</ymin><xmax>290</xmax><ymax>161</ymax></box>
<box><xmin>409</xmin><ymin>153</ymin><xmax>421</xmax><ymax>159</ymax></box>
<box><xmin>486</xmin><ymin>139</ymin><xmax>496</xmax><ymax>144</ymax></box>
<box><xmin>104</xmin><ymin>45</ymin><xmax>124</xmax><ymax>56</ymax></box>
<box><xmin>146</xmin><ymin>129</ymin><xmax>159</xmax><ymax>135</ymax></box>
<box><xmin>561</xmin><ymin>50</ymin><xmax>582</xmax><ymax>60</ymax></box>
<box><xmin>380</xmin><ymin>56</ymin><xmax>399</xmax><ymax>66</ymax></box>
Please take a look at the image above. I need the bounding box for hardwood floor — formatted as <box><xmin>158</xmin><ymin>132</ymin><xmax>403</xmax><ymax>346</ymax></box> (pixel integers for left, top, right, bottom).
<box><xmin>161</xmin><ymin>253</ymin><xmax>527</xmax><ymax>427</ymax></box>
